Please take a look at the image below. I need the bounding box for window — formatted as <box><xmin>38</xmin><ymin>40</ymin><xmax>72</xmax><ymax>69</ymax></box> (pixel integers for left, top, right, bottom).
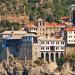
<box><xmin>46</xmin><ymin>47</ymin><xmax>49</xmax><ymax>50</ymax></box>
<box><xmin>46</xmin><ymin>42</ymin><xmax>49</xmax><ymax>44</ymax></box>
<box><xmin>40</xmin><ymin>22</ymin><xmax>41</xmax><ymax>25</ymax></box>
<box><xmin>69</xmin><ymin>36</ymin><xmax>72</xmax><ymax>38</ymax></box>
<box><xmin>41</xmin><ymin>41</ymin><xmax>44</xmax><ymax>44</ymax></box>
<box><xmin>41</xmin><ymin>47</ymin><xmax>44</xmax><ymax>50</ymax></box>
<box><xmin>61</xmin><ymin>41</ymin><xmax>64</xmax><ymax>44</ymax></box>
<box><xmin>29</xmin><ymin>37</ymin><xmax>30</xmax><ymax>40</ymax></box>
<box><xmin>43</xmin><ymin>23</ymin><xmax>44</xmax><ymax>26</ymax></box>
<box><xmin>61</xmin><ymin>47</ymin><xmax>64</xmax><ymax>50</ymax></box>
<box><xmin>50</xmin><ymin>46</ymin><xmax>55</xmax><ymax>51</ymax></box>
<box><xmin>69</xmin><ymin>31</ymin><xmax>72</xmax><ymax>34</ymax></box>
<box><xmin>56</xmin><ymin>42</ymin><xmax>59</xmax><ymax>44</ymax></box>
<box><xmin>46</xmin><ymin>29</ymin><xmax>47</xmax><ymax>31</ymax></box>
<box><xmin>56</xmin><ymin>47</ymin><xmax>59</xmax><ymax>50</ymax></box>
<box><xmin>43</xmin><ymin>33</ymin><xmax>44</xmax><ymax>35</ymax></box>
<box><xmin>51</xmin><ymin>41</ymin><xmax>54</xmax><ymax>44</ymax></box>
<box><xmin>26</xmin><ymin>37</ymin><xmax>27</xmax><ymax>40</ymax></box>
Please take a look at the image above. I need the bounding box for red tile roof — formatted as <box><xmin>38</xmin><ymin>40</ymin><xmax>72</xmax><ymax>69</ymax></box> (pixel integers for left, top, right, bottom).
<box><xmin>47</xmin><ymin>22</ymin><xmax>64</xmax><ymax>27</ymax></box>
<box><xmin>27</xmin><ymin>22</ymin><xmax>37</xmax><ymax>28</ymax></box>
<box><xmin>64</xmin><ymin>27</ymin><xmax>75</xmax><ymax>31</ymax></box>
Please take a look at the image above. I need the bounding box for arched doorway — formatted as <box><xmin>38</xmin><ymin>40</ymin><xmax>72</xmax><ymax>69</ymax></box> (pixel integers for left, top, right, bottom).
<box><xmin>60</xmin><ymin>53</ymin><xmax>64</xmax><ymax>57</ymax></box>
<box><xmin>51</xmin><ymin>53</ymin><xmax>54</xmax><ymax>62</ymax></box>
<box><xmin>46</xmin><ymin>53</ymin><xmax>49</xmax><ymax>61</ymax></box>
<box><xmin>56</xmin><ymin>53</ymin><xmax>59</xmax><ymax>62</ymax></box>
<box><xmin>56</xmin><ymin>53</ymin><xmax>59</xmax><ymax>58</ymax></box>
<box><xmin>41</xmin><ymin>53</ymin><xmax>44</xmax><ymax>59</ymax></box>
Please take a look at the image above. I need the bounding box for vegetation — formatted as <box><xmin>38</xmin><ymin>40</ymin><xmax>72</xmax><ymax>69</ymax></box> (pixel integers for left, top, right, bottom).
<box><xmin>56</xmin><ymin>56</ymin><xmax>64</xmax><ymax>66</ymax></box>
<box><xmin>0</xmin><ymin>0</ymin><xmax>75</xmax><ymax>21</ymax></box>
<box><xmin>0</xmin><ymin>20</ymin><xmax>21</xmax><ymax>31</ymax></box>
<box><xmin>0</xmin><ymin>0</ymin><xmax>75</xmax><ymax>30</ymax></box>
<box><xmin>56</xmin><ymin>56</ymin><xmax>64</xmax><ymax>71</ymax></box>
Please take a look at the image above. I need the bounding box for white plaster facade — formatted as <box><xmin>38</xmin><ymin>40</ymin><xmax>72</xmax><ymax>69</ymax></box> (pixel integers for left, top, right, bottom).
<box><xmin>66</xmin><ymin>29</ymin><xmax>75</xmax><ymax>44</ymax></box>
<box><xmin>38</xmin><ymin>36</ymin><xmax>65</xmax><ymax>62</ymax></box>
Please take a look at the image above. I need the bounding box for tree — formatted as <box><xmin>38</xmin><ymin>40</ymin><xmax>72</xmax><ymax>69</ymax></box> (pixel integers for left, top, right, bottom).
<box><xmin>56</xmin><ymin>56</ymin><xmax>64</xmax><ymax>66</ymax></box>
<box><xmin>29</xmin><ymin>15</ymin><xmax>34</xmax><ymax>21</ymax></box>
<box><xmin>46</xmin><ymin>15</ymin><xmax>52</xmax><ymax>23</ymax></box>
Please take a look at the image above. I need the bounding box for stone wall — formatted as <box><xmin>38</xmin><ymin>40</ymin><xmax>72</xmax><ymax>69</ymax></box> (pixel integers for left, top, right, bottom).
<box><xmin>66</xmin><ymin>47</ymin><xmax>75</xmax><ymax>56</ymax></box>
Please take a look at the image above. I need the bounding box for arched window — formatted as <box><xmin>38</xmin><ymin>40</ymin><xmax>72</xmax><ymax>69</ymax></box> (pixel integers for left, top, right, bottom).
<box><xmin>46</xmin><ymin>53</ymin><xmax>49</xmax><ymax>61</ymax></box>
<box><xmin>41</xmin><ymin>53</ymin><xmax>44</xmax><ymax>59</ymax></box>
<box><xmin>60</xmin><ymin>53</ymin><xmax>64</xmax><ymax>57</ymax></box>
<box><xmin>56</xmin><ymin>53</ymin><xmax>59</xmax><ymax>62</ymax></box>
<box><xmin>51</xmin><ymin>53</ymin><xmax>54</xmax><ymax>62</ymax></box>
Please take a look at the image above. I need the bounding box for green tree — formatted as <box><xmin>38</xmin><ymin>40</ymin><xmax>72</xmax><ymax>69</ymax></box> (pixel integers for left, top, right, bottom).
<box><xmin>46</xmin><ymin>15</ymin><xmax>52</xmax><ymax>23</ymax></box>
<box><xmin>29</xmin><ymin>15</ymin><xmax>34</xmax><ymax>21</ymax></box>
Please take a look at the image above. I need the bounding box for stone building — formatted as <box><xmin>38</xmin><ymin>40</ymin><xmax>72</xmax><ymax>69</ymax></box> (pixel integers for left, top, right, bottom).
<box><xmin>1</xmin><ymin>31</ymin><xmax>27</xmax><ymax>60</ymax></box>
<box><xmin>1</xmin><ymin>31</ymin><xmax>40</xmax><ymax>61</ymax></box>
<box><xmin>46</xmin><ymin>22</ymin><xmax>65</xmax><ymax>37</ymax></box>
<box><xmin>64</xmin><ymin>27</ymin><xmax>75</xmax><ymax>56</ymax></box>
<box><xmin>38</xmin><ymin>36</ymin><xmax>65</xmax><ymax>62</ymax></box>
<box><xmin>35</xmin><ymin>18</ymin><xmax>47</xmax><ymax>36</ymax></box>
<box><xmin>19</xmin><ymin>34</ymin><xmax>40</xmax><ymax>61</ymax></box>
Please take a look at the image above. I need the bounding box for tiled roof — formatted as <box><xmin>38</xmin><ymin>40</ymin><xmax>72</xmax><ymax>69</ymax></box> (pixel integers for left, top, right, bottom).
<box><xmin>27</xmin><ymin>22</ymin><xmax>37</xmax><ymax>28</ymax></box>
<box><xmin>47</xmin><ymin>22</ymin><xmax>64</xmax><ymax>27</ymax></box>
<box><xmin>64</xmin><ymin>27</ymin><xmax>75</xmax><ymax>31</ymax></box>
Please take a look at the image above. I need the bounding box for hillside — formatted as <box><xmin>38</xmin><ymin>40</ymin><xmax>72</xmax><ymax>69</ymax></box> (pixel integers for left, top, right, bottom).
<box><xmin>0</xmin><ymin>0</ymin><xmax>75</xmax><ymax>20</ymax></box>
<box><xmin>0</xmin><ymin>0</ymin><xmax>75</xmax><ymax>31</ymax></box>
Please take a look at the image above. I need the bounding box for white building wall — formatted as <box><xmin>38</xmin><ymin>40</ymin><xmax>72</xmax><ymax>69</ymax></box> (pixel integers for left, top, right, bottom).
<box><xmin>39</xmin><ymin>40</ymin><xmax>65</xmax><ymax>52</ymax></box>
<box><xmin>67</xmin><ymin>31</ymin><xmax>75</xmax><ymax>44</ymax></box>
<box><xmin>30</xmin><ymin>28</ymin><xmax>37</xmax><ymax>33</ymax></box>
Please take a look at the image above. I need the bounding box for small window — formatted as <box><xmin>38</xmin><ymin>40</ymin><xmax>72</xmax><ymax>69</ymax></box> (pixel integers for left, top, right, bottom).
<box><xmin>46</xmin><ymin>42</ymin><xmax>49</xmax><ymax>44</ymax></box>
<box><xmin>46</xmin><ymin>47</ymin><xmax>49</xmax><ymax>50</ymax></box>
<box><xmin>61</xmin><ymin>47</ymin><xmax>64</xmax><ymax>50</ymax></box>
<box><xmin>26</xmin><ymin>37</ymin><xmax>27</xmax><ymax>40</ymax></box>
<box><xmin>46</xmin><ymin>29</ymin><xmax>47</xmax><ymax>31</ymax></box>
<box><xmin>69</xmin><ymin>36</ymin><xmax>70</xmax><ymax>38</ymax></box>
<box><xmin>41</xmin><ymin>41</ymin><xmax>44</xmax><ymax>44</ymax></box>
<box><xmin>29</xmin><ymin>37</ymin><xmax>30</xmax><ymax>39</ymax></box>
<box><xmin>40</xmin><ymin>22</ymin><xmax>41</xmax><ymax>25</ymax></box>
<box><xmin>61</xmin><ymin>41</ymin><xmax>64</xmax><ymax>44</ymax></box>
<box><xmin>43</xmin><ymin>33</ymin><xmax>44</xmax><ymax>35</ymax></box>
<box><xmin>56</xmin><ymin>47</ymin><xmax>59</xmax><ymax>50</ymax></box>
<box><xmin>51</xmin><ymin>41</ymin><xmax>54</xmax><ymax>44</ymax></box>
<box><xmin>41</xmin><ymin>47</ymin><xmax>44</xmax><ymax>50</ymax></box>
<box><xmin>56</xmin><ymin>42</ymin><xmax>59</xmax><ymax>44</ymax></box>
<box><xmin>43</xmin><ymin>22</ymin><xmax>44</xmax><ymax>26</ymax></box>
